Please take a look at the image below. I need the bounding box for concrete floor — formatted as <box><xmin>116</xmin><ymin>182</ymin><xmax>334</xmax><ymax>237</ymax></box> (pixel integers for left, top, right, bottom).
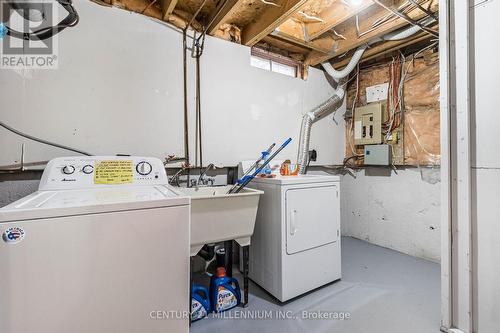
<box><xmin>190</xmin><ymin>236</ymin><xmax>441</xmax><ymax>333</ymax></box>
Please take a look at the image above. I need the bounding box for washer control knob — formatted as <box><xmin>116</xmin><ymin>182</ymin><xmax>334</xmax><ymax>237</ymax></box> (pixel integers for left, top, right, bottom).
<box><xmin>136</xmin><ymin>161</ymin><xmax>152</xmax><ymax>176</ymax></box>
<box><xmin>62</xmin><ymin>165</ymin><xmax>75</xmax><ymax>175</ymax></box>
<box><xmin>82</xmin><ymin>165</ymin><xmax>94</xmax><ymax>174</ymax></box>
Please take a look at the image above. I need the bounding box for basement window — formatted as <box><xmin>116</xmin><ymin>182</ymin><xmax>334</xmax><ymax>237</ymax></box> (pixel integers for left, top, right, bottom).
<box><xmin>250</xmin><ymin>47</ymin><xmax>302</xmax><ymax>78</ymax></box>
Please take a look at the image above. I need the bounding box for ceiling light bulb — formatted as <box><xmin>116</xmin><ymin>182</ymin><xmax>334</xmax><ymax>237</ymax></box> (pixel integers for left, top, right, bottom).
<box><xmin>350</xmin><ymin>0</ymin><xmax>363</xmax><ymax>5</ymax></box>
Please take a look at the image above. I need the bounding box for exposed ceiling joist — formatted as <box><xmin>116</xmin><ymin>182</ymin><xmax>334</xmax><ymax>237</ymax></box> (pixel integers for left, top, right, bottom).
<box><xmin>206</xmin><ymin>0</ymin><xmax>244</xmax><ymax>34</ymax></box>
<box><xmin>241</xmin><ymin>0</ymin><xmax>309</xmax><ymax>46</ymax></box>
<box><xmin>306</xmin><ymin>0</ymin><xmax>374</xmax><ymax>40</ymax></box>
<box><xmin>160</xmin><ymin>0</ymin><xmax>178</xmax><ymax>19</ymax></box>
<box><xmin>305</xmin><ymin>0</ymin><xmax>438</xmax><ymax>66</ymax></box>
<box><xmin>102</xmin><ymin>0</ymin><xmax>439</xmax><ymax>67</ymax></box>
<box><xmin>332</xmin><ymin>31</ymin><xmax>430</xmax><ymax>68</ymax></box>
<box><xmin>261</xmin><ymin>35</ymin><xmax>310</xmax><ymax>56</ymax></box>
<box><xmin>270</xmin><ymin>30</ymin><xmax>333</xmax><ymax>53</ymax></box>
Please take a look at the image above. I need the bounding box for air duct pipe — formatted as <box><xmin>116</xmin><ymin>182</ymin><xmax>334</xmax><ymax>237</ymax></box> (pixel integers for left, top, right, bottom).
<box><xmin>320</xmin><ymin>45</ymin><xmax>367</xmax><ymax>81</ymax></box>
<box><xmin>297</xmin><ymin>87</ymin><xmax>345</xmax><ymax>174</ymax></box>
<box><xmin>297</xmin><ymin>17</ymin><xmax>437</xmax><ymax>174</ymax></box>
<box><xmin>320</xmin><ymin>17</ymin><xmax>436</xmax><ymax>82</ymax></box>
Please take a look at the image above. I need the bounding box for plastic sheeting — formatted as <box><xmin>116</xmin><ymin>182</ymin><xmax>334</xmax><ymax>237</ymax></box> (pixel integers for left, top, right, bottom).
<box><xmin>345</xmin><ymin>50</ymin><xmax>440</xmax><ymax>166</ymax></box>
<box><xmin>403</xmin><ymin>53</ymin><xmax>440</xmax><ymax>165</ymax></box>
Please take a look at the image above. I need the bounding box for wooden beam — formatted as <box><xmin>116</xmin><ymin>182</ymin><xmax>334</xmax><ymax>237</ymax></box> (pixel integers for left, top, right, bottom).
<box><xmin>207</xmin><ymin>0</ymin><xmax>244</xmax><ymax>35</ymax></box>
<box><xmin>241</xmin><ymin>0</ymin><xmax>309</xmax><ymax>46</ymax></box>
<box><xmin>307</xmin><ymin>0</ymin><xmax>374</xmax><ymax>40</ymax></box>
<box><xmin>332</xmin><ymin>32</ymin><xmax>430</xmax><ymax>68</ymax></box>
<box><xmin>270</xmin><ymin>30</ymin><xmax>334</xmax><ymax>53</ymax></box>
<box><xmin>305</xmin><ymin>0</ymin><xmax>438</xmax><ymax>66</ymax></box>
<box><xmin>160</xmin><ymin>0</ymin><xmax>178</xmax><ymax>20</ymax></box>
<box><xmin>261</xmin><ymin>36</ymin><xmax>310</xmax><ymax>55</ymax></box>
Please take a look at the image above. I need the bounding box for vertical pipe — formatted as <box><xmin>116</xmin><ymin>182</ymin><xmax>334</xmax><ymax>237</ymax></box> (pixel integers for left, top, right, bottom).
<box><xmin>242</xmin><ymin>245</ymin><xmax>249</xmax><ymax>307</ymax></box>
<box><xmin>197</xmin><ymin>54</ymin><xmax>203</xmax><ymax>168</ymax></box>
<box><xmin>182</xmin><ymin>31</ymin><xmax>188</xmax><ymax>161</ymax></box>
<box><xmin>182</xmin><ymin>29</ymin><xmax>190</xmax><ymax>186</ymax></box>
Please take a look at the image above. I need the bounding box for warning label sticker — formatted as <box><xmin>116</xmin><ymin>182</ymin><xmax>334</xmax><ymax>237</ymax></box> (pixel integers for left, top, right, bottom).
<box><xmin>94</xmin><ymin>160</ymin><xmax>134</xmax><ymax>185</ymax></box>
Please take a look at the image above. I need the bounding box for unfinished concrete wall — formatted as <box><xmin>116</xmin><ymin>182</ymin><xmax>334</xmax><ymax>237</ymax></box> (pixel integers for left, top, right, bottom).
<box><xmin>341</xmin><ymin>168</ymin><xmax>441</xmax><ymax>262</ymax></box>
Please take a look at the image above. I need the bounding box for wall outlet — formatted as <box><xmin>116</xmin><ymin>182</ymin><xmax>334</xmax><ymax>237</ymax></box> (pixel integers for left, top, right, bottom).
<box><xmin>366</xmin><ymin>83</ymin><xmax>389</xmax><ymax>103</ymax></box>
<box><xmin>308</xmin><ymin>149</ymin><xmax>317</xmax><ymax>162</ymax></box>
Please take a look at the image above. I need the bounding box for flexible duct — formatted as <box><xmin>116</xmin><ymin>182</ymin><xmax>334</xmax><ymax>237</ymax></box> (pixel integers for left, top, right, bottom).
<box><xmin>320</xmin><ymin>17</ymin><xmax>436</xmax><ymax>82</ymax></box>
<box><xmin>297</xmin><ymin>87</ymin><xmax>345</xmax><ymax>174</ymax></box>
<box><xmin>383</xmin><ymin>17</ymin><xmax>436</xmax><ymax>41</ymax></box>
<box><xmin>321</xmin><ymin>45</ymin><xmax>367</xmax><ymax>81</ymax></box>
<box><xmin>297</xmin><ymin>17</ymin><xmax>436</xmax><ymax>173</ymax></box>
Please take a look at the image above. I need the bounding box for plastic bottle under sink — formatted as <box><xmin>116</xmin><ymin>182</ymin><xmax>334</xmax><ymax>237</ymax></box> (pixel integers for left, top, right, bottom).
<box><xmin>209</xmin><ymin>267</ymin><xmax>241</xmax><ymax>313</ymax></box>
<box><xmin>191</xmin><ymin>284</ymin><xmax>210</xmax><ymax>322</ymax></box>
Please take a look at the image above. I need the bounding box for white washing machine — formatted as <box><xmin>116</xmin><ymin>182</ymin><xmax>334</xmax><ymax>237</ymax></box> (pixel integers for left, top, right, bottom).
<box><xmin>239</xmin><ymin>163</ymin><xmax>341</xmax><ymax>301</ymax></box>
<box><xmin>0</xmin><ymin>156</ymin><xmax>190</xmax><ymax>333</ymax></box>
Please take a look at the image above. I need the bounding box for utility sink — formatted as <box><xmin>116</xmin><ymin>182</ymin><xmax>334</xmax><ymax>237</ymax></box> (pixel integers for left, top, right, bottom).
<box><xmin>179</xmin><ymin>185</ymin><xmax>263</xmax><ymax>256</ymax></box>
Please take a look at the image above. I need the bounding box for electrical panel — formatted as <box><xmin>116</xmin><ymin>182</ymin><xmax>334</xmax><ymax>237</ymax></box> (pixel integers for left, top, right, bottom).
<box><xmin>353</xmin><ymin>102</ymin><xmax>383</xmax><ymax>145</ymax></box>
<box><xmin>364</xmin><ymin>144</ymin><xmax>391</xmax><ymax>165</ymax></box>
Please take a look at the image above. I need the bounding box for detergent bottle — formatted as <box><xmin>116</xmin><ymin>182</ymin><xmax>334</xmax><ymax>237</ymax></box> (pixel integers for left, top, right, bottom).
<box><xmin>209</xmin><ymin>267</ymin><xmax>241</xmax><ymax>313</ymax></box>
<box><xmin>191</xmin><ymin>285</ymin><xmax>210</xmax><ymax>322</ymax></box>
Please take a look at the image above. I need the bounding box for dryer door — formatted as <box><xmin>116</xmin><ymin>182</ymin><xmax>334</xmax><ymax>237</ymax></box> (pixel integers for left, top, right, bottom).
<box><xmin>285</xmin><ymin>185</ymin><xmax>339</xmax><ymax>255</ymax></box>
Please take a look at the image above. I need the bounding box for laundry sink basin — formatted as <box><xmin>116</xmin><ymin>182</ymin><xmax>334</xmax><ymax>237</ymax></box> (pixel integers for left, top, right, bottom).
<box><xmin>179</xmin><ymin>185</ymin><xmax>263</xmax><ymax>256</ymax></box>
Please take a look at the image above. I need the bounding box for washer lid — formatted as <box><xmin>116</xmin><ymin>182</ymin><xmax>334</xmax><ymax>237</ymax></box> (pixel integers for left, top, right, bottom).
<box><xmin>0</xmin><ymin>185</ymin><xmax>190</xmax><ymax>222</ymax></box>
<box><xmin>249</xmin><ymin>174</ymin><xmax>340</xmax><ymax>185</ymax></box>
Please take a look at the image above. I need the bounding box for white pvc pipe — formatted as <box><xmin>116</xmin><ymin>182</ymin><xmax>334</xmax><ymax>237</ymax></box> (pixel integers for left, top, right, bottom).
<box><xmin>320</xmin><ymin>18</ymin><xmax>436</xmax><ymax>81</ymax></box>
<box><xmin>321</xmin><ymin>45</ymin><xmax>367</xmax><ymax>81</ymax></box>
<box><xmin>383</xmin><ymin>18</ymin><xmax>436</xmax><ymax>41</ymax></box>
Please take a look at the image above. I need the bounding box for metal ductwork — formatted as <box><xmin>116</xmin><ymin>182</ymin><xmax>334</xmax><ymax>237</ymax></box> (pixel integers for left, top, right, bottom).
<box><xmin>297</xmin><ymin>87</ymin><xmax>345</xmax><ymax>174</ymax></box>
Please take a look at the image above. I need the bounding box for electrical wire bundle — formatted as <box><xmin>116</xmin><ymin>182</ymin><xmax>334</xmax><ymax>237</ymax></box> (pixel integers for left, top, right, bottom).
<box><xmin>382</xmin><ymin>55</ymin><xmax>404</xmax><ymax>136</ymax></box>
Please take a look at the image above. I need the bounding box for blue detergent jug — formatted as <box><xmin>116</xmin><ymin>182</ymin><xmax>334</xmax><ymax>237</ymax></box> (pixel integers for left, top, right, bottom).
<box><xmin>191</xmin><ymin>285</ymin><xmax>210</xmax><ymax>322</ymax></box>
<box><xmin>209</xmin><ymin>267</ymin><xmax>241</xmax><ymax>313</ymax></box>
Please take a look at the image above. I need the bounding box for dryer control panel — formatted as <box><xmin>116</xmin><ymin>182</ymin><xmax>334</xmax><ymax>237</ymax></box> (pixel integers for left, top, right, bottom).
<box><xmin>39</xmin><ymin>156</ymin><xmax>168</xmax><ymax>191</ymax></box>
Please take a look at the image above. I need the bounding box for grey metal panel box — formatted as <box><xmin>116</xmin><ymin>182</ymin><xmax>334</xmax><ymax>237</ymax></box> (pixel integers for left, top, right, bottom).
<box><xmin>364</xmin><ymin>144</ymin><xmax>391</xmax><ymax>165</ymax></box>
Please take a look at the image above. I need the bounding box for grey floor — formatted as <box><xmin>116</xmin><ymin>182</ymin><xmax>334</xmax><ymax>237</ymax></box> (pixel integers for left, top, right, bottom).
<box><xmin>190</xmin><ymin>237</ymin><xmax>440</xmax><ymax>333</ymax></box>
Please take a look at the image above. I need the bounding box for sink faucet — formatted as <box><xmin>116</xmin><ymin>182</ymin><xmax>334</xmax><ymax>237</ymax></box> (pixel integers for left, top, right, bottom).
<box><xmin>196</xmin><ymin>164</ymin><xmax>216</xmax><ymax>187</ymax></box>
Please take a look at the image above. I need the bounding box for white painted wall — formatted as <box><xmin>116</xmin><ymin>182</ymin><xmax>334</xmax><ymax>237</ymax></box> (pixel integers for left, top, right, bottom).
<box><xmin>472</xmin><ymin>1</ymin><xmax>500</xmax><ymax>332</ymax></box>
<box><xmin>341</xmin><ymin>168</ymin><xmax>441</xmax><ymax>263</ymax></box>
<box><xmin>0</xmin><ymin>0</ymin><xmax>345</xmax><ymax>168</ymax></box>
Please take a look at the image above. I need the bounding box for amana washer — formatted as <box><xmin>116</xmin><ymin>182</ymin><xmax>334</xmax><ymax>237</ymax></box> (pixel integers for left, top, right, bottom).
<box><xmin>0</xmin><ymin>156</ymin><xmax>190</xmax><ymax>333</ymax></box>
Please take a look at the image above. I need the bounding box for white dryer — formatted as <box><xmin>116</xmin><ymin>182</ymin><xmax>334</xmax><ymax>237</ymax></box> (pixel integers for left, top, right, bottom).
<box><xmin>0</xmin><ymin>156</ymin><xmax>190</xmax><ymax>333</ymax></box>
<box><xmin>244</xmin><ymin>169</ymin><xmax>341</xmax><ymax>302</ymax></box>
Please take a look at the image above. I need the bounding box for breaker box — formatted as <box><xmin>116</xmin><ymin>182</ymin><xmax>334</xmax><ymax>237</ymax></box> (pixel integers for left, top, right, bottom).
<box><xmin>353</xmin><ymin>102</ymin><xmax>384</xmax><ymax>145</ymax></box>
<box><xmin>364</xmin><ymin>144</ymin><xmax>392</xmax><ymax>165</ymax></box>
